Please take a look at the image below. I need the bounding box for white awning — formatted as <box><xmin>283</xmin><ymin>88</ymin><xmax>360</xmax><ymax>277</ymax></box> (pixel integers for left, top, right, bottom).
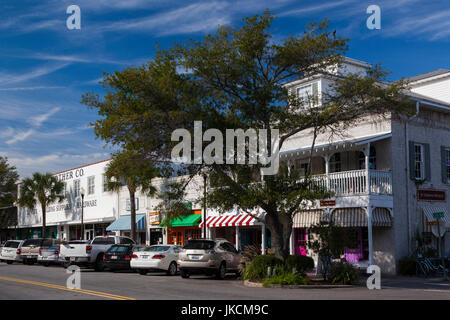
<box><xmin>332</xmin><ymin>207</ymin><xmax>392</xmax><ymax>227</ymax></box>
<box><xmin>293</xmin><ymin>210</ymin><xmax>327</xmax><ymax>228</ymax></box>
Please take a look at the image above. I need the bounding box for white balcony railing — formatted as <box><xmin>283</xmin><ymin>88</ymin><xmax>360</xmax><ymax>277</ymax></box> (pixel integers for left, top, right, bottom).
<box><xmin>309</xmin><ymin>169</ymin><xmax>392</xmax><ymax>196</ymax></box>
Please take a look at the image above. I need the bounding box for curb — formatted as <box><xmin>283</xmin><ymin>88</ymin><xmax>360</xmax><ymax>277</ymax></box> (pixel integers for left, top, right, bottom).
<box><xmin>243</xmin><ymin>280</ymin><xmax>354</xmax><ymax>289</ymax></box>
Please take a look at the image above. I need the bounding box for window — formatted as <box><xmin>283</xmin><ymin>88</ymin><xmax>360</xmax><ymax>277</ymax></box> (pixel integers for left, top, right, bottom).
<box><xmin>119</xmin><ymin>237</ymin><xmax>135</xmax><ymax>245</ymax></box>
<box><xmin>87</xmin><ymin>176</ymin><xmax>95</xmax><ymax>195</ymax></box>
<box><xmin>102</xmin><ymin>174</ymin><xmax>109</xmax><ymax>192</ymax></box>
<box><xmin>358</xmin><ymin>146</ymin><xmax>376</xmax><ymax>170</ymax></box>
<box><xmin>296</xmin><ymin>82</ymin><xmax>318</xmax><ymax>107</ymax></box>
<box><xmin>74</xmin><ymin>179</ymin><xmax>80</xmax><ymax>197</ymax></box>
<box><xmin>294</xmin><ymin>159</ymin><xmax>309</xmax><ymax>176</ymax></box>
<box><xmin>330</xmin><ymin>153</ymin><xmax>341</xmax><ymax>173</ymax></box>
<box><xmin>445</xmin><ymin>148</ymin><xmax>450</xmax><ymax>183</ymax></box>
<box><xmin>126</xmin><ymin>198</ymin><xmax>139</xmax><ymax>211</ymax></box>
<box><xmin>414</xmin><ymin>144</ymin><xmax>425</xmax><ymax>180</ymax></box>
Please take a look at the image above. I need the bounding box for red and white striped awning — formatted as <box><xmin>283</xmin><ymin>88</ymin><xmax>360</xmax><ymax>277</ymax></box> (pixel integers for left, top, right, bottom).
<box><xmin>199</xmin><ymin>213</ymin><xmax>262</xmax><ymax>228</ymax></box>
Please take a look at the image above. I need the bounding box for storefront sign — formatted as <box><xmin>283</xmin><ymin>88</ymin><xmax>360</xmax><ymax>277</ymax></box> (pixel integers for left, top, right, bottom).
<box><xmin>417</xmin><ymin>190</ymin><xmax>446</xmax><ymax>201</ymax></box>
<box><xmin>56</xmin><ymin>168</ymin><xmax>84</xmax><ymax>181</ymax></box>
<box><xmin>148</xmin><ymin>213</ymin><xmax>160</xmax><ymax>225</ymax></box>
<box><xmin>426</xmin><ymin>221</ymin><xmax>445</xmax><ymax>226</ymax></box>
<box><xmin>320</xmin><ymin>200</ymin><xmax>336</xmax><ymax>207</ymax></box>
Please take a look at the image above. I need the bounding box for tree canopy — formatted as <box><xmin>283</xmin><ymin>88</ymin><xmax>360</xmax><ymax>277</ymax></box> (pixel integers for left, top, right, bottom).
<box><xmin>0</xmin><ymin>156</ymin><xmax>19</xmax><ymax>207</ymax></box>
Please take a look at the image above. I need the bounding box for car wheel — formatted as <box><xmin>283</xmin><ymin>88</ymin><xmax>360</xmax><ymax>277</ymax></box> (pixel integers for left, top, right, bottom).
<box><xmin>167</xmin><ymin>262</ymin><xmax>177</xmax><ymax>276</ymax></box>
<box><xmin>216</xmin><ymin>262</ymin><xmax>226</xmax><ymax>280</ymax></box>
<box><xmin>28</xmin><ymin>260</ymin><xmax>35</xmax><ymax>265</ymax></box>
<box><xmin>94</xmin><ymin>255</ymin><xmax>105</xmax><ymax>272</ymax></box>
<box><xmin>138</xmin><ymin>269</ymin><xmax>148</xmax><ymax>275</ymax></box>
<box><xmin>63</xmin><ymin>262</ymin><xmax>70</xmax><ymax>269</ymax></box>
<box><xmin>22</xmin><ymin>259</ymin><xmax>27</xmax><ymax>265</ymax></box>
<box><xmin>6</xmin><ymin>261</ymin><xmax>13</xmax><ymax>265</ymax></box>
<box><xmin>180</xmin><ymin>269</ymin><xmax>190</xmax><ymax>278</ymax></box>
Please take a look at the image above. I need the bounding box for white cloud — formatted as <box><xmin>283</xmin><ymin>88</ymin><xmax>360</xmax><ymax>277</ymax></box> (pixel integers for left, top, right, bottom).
<box><xmin>6</xmin><ymin>129</ymin><xmax>35</xmax><ymax>145</ymax></box>
<box><xmin>28</xmin><ymin>107</ymin><xmax>61</xmax><ymax>127</ymax></box>
<box><xmin>0</xmin><ymin>63</ymin><xmax>70</xmax><ymax>86</ymax></box>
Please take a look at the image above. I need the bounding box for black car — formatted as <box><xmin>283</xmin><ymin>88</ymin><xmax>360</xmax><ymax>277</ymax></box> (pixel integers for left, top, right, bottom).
<box><xmin>103</xmin><ymin>244</ymin><xmax>135</xmax><ymax>271</ymax></box>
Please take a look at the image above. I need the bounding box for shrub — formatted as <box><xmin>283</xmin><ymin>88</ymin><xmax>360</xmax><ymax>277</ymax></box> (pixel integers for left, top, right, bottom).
<box><xmin>238</xmin><ymin>244</ymin><xmax>261</xmax><ymax>275</ymax></box>
<box><xmin>262</xmin><ymin>272</ymin><xmax>308</xmax><ymax>287</ymax></box>
<box><xmin>398</xmin><ymin>257</ymin><xmax>416</xmax><ymax>276</ymax></box>
<box><xmin>243</xmin><ymin>255</ymin><xmax>283</xmax><ymax>281</ymax></box>
<box><xmin>328</xmin><ymin>262</ymin><xmax>359</xmax><ymax>284</ymax></box>
<box><xmin>285</xmin><ymin>255</ymin><xmax>315</xmax><ymax>273</ymax></box>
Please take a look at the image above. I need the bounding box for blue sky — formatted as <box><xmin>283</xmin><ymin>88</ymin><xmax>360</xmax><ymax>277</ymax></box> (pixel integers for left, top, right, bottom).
<box><xmin>1</xmin><ymin>0</ymin><xmax>449</xmax><ymax>177</ymax></box>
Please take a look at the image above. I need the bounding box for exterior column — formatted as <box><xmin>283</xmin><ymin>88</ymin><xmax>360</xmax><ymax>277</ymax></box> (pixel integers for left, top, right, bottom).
<box><xmin>289</xmin><ymin>231</ymin><xmax>294</xmax><ymax>255</ymax></box>
<box><xmin>261</xmin><ymin>225</ymin><xmax>266</xmax><ymax>255</ymax></box>
<box><xmin>367</xmin><ymin>206</ymin><xmax>374</xmax><ymax>266</ymax></box>
<box><xmin>324</xmin><ymin>155</ymin><xmax>330</xmax><ymax>190</ymax></box>
<box><xmin>235</xmin><ymin>226</ymin><xmax>240</xmax><ymax>251</ymax></box>
<box><xmin>365</xmin><ymin>143</ymin><xmax>371</xmax><ymax>194</ymax></box>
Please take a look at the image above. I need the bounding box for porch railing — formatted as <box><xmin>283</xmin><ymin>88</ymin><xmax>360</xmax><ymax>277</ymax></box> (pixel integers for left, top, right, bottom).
<box><xmin>309</xmin><ymin>169</ymin><xmax>392</xmax><ymax>196</ymax></box>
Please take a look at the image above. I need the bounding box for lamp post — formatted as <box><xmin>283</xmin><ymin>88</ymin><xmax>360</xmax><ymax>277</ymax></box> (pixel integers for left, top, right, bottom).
<box><xmin>80</xmin><ymin>187</ymin><xmax>85</xmax><ymax>240</ymax></box>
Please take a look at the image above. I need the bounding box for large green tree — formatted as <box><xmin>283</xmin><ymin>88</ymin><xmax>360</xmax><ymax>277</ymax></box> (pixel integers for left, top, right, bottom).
<box><xmin>17</xmin><ymin>172</ymin><xmax>65</xmax><ymax>238</ymax></box>
<box><xmin>0</xmin><ymin>156</ymin><xmax>19</xmax><ymax>207</ymax></box>
<box><xmin>84</xmin><ymin>12</ymin><xmax>413</xmax><ymax>260</ymax></box>
<box><xmin>105</xmin><ymin>151</ymin><xmax>159</xmax><ymax>242</ymax></box>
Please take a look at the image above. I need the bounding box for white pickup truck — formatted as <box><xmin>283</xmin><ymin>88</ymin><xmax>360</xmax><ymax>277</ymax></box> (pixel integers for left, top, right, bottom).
<box><xmin>63</xmin><ymin>235</ymin><xmax>135</xmax><ymax>271</ymax></box>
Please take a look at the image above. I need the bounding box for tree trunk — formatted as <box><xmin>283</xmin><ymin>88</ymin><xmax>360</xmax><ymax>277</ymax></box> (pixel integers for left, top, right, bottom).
<box><xmin>41</xmin><ymin>203</ymin><xmax>46</xmax><ymax>238</ymax></box>
<box><xmin>129</xmin><ymin>189</ymin><xmax>136</xmax><ymax>242</ymax></box>
<box><xmin>265</xmin><ymin>212</ymin><xmax>292</xmax><ymax>261</ymax></box>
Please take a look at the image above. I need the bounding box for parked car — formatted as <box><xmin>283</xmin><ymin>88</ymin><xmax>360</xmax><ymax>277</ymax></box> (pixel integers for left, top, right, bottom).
<box><xmin>59</xmin><ymin>240</ymin><xmax>91</xmax><ymax>267</ymax></box>
<box><xmin>63</xmin><ymin>235</ymin><xmax>135</xmax><ymax>271</ymax></box>
<box><xmin>0</xmin><ymin>240</ymin><xmax>24</xmax><ymax>264</ymax></box>
<box><xmin>103</xmin><ymin>244</ymin><xmax>136</xmax><ymax>271</ymax></box>
<box><xmin>20</xmin><ymin>238</ymin><xmax>60</xmax><ymax>265</ymax></box>
<box><xmin>131</xmin><ymin>245</ymin><xmax>181</xmax><ymax>276</ymax></box>
<box><xmin>37</xmin><ymin>245</ymin><xmax>63</xmax><ymax>266</ymax></box>
<box><xmin>178</xmin><ymin>239</ymin><xmax>241</xmax><ymax>279</ymax></box>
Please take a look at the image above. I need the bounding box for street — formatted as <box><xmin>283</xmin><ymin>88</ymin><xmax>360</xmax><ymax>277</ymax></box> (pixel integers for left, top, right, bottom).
<box><xmin>0</xmin><ymin>263</ymin><xmax>449</xmax><ymax>300</ymax></box>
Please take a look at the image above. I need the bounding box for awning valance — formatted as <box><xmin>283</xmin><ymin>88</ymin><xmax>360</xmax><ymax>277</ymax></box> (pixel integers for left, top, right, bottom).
<box><xmin>106</xmin><ymin>214</ymin><xmax>146</xmax><ymax>231</ymax></box>
<box><xmin>200</xmin><ymin>213</ymin><xmax>263</xmax><ymax>228</ymax></box>
<box><xmin>293</xmin><ymin>210</ymin><xmax>327</xmax><ymax>228</ymax></box>
<box><xmin>422</xmin><ymin>206</ymin><xmax>450</xmax><ymax>231</ymax></box>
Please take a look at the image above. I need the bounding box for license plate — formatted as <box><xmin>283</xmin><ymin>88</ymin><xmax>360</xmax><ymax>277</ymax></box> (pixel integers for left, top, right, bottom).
<box><xmin>42</xmin><ymin>257</ymin><xmax>47</xmax><ymax>260</ymax></box>
<box><xmin>27</xmin><ymin>256</ymin><xmax>33</xmax><ymax>259</ymax></box>
<box><xmin>70</xmin><ymin>257</ymin><xmax>76</xmax><ymax>262</ymax></box>
<box><xmin>190</xmin><ymin>256</ymin><xmax>200</xmax><ymax>260</ymax></box>
<box><xmin>111</xmin><ymin>256</ymin><xmax>117</xmax><ymax>260</ymax></box>
<box><xmin>141</xmin><ymin>255</ymin><xmax>148</xmax><ymax>259</ymax></box>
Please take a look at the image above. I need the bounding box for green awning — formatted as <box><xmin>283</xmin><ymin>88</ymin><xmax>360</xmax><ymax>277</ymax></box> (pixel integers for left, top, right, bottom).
<box><xmin>162</xmin><ymin>214</ymin><xmax>202</xmax><ymax>227</ymax></box>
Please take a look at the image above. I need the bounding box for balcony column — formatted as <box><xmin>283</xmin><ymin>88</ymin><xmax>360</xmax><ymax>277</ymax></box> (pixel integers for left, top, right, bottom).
<box><xmin>235</xmin><ymin>226</ymin><xmax>240</xmax><ymax>251</ymax></box>
<box><xmin>367</xmin><ymin>205</ymin><xmax>374</xmax><ymax>266</ymax></box>
<box><xmin>365</xmin><ymin>143</ymin><xmax>371</xmax><ymax>194</ymax></box>
<box><xmin>261</xmin><ymin>225</ymin><xmax>266</xmax><ymax>255</ymax></box>
<box><xmin>324</xmin><ymin>154</ymin><xmax>330</xmax><ymax>190</ymax></box>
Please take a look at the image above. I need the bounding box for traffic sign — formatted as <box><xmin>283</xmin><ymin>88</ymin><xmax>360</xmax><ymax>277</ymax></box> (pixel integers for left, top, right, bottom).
<box><xmin>432</xmin><ymin>211</ymin><xmax>445</xmax><ymax>219</ymax></box>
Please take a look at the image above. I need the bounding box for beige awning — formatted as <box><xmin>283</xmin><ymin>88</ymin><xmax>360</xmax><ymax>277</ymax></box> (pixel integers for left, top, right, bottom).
<box><xmin>422</xmin><ymin>206</ymin><xmax>450</xmax><ymax>231</ymax></box>
<box><xmin>293</xmin><ymin>210</ymin><xmax>327</xmax><ymax>228</ymax></box>
<box><xmin>332</xmin><ymin>207</ymin><xmax>392</xmax><ymax>227</ymax></box>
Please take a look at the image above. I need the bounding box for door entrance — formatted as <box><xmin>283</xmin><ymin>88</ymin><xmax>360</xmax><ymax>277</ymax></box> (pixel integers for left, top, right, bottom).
<box><xmin>85</xmin><ymin>229</ymin><xmax>94</xmax><ymax>241</ymax></box>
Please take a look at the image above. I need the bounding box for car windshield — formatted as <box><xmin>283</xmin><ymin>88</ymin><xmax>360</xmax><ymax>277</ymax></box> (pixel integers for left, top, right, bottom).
<box><xmin>107</xmin><ymin>245</ymin><xmax>130</xmax><ymax>253</ymax></box>
<box><xmin>47</xmin><ymin>245</ymin><xmax>59</xmax><ymax>251</ymax></box>
<box><xmin>23</xmin><ymin>239</ymin><xmax>42</xmax><ymax>247</ymax></box>
<box><xmin>144</xmin><ymin>246</ymin><xmax>170</xmax><ymax>252</ymax></box>
<box><xmin>68</xmin><ymin>240</ymin><xmax>89</xmax><ymax>244</ymax></box>
<box><xmin>183</xmin><ymin>240</ymin><xmax>215</xmax><ymax>250</ymax></box>
<box><xmin>4</xmin><ymin>241</ymin><xmax>20</xmax><ymax>248</ymax></box>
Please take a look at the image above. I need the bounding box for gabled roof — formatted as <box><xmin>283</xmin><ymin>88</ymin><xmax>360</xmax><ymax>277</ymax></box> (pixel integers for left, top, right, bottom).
<box><xmin>407</xmin><ymin>69</ymin><xmax>450</xmax><ymax>82</ymax></box>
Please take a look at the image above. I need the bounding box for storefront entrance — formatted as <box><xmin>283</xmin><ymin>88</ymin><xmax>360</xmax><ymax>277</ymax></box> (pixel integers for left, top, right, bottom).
<box><xmin>293</xmin><ymin>228</ymin><xmax>307</xmax><ymax>256</ymax></box>
<box><xmin>150</xmin><ymin>228</ymin><xmax>164</xmax><ymax>245</ymax></box>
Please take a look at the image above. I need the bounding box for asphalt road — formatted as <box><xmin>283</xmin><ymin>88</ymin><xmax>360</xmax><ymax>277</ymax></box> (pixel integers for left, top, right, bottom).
<box><xmin>0</xmin><ymin>262</ymin><xmax>449</xmax><ymax>300</ymax></box>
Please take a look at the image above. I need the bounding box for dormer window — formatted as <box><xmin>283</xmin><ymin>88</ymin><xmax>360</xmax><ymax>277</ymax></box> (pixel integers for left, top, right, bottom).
<box><xmin>296</xmin><ymin>82</ymin><xmax>319</xmax><ymax>107</ymax></box>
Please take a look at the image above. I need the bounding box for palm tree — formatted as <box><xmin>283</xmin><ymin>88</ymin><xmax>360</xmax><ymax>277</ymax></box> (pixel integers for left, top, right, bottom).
<box><xmin>18</xmin><ymin>172</ymin><xmax>65</xmax><ymax>238</ymax></box>
<box><xmin>106</xmin><ymin>151</ymin><xmax>159</xmax><ymax>242</ymax></box>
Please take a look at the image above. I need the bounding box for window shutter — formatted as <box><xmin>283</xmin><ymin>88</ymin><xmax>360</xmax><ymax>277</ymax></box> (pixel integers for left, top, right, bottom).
<box><xmin>312</xmin><ymin>82</ymin><xmax>318</xmax><ymax>104</ymax></box>
<box><xmin>442</xmin><ymin>146</ymin><xmax>448</xmax><ymax>183</ymax></box>
<box><xmin>424</xmin><ymin>143</ymin><xmax>431</xmax><ymax>181</ymax></box>
<box><xmin>408</xmin><ymin>141</ymin><xmax>415</xmax><ymax>180</ymax></box>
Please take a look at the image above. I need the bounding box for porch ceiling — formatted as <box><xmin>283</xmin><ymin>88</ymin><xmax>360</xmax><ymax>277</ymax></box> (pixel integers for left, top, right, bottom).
<box><xmin>280</xmin><ymin>132</ymin><xmax>391</xmax><ymax>158</ymax></box>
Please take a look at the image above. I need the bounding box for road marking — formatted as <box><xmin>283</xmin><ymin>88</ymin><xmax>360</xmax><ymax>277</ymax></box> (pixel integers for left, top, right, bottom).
<box><xmin>0</xmin><ymin>276</ymin><xmax>136</xmax><ymax>300</ymax></box>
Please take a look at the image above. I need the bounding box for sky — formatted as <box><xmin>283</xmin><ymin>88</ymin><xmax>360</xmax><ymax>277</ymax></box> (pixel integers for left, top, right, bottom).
<box><xmin>0</xmin><ymin>0</ymin><xmax>449</xmax><ymax>178</ymax></box>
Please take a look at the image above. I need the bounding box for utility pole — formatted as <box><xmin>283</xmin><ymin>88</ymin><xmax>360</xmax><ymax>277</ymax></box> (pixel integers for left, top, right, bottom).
<box><xmin>203</xmin><ymin>173</ymin><xmax>207</xmax><ymax>239</ymax></box>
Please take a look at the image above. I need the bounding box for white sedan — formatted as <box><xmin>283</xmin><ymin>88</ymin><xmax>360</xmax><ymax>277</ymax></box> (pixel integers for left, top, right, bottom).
<box><xmin>0</xmin><ymin>240</ymin><xmax>24</xmax><ymax>264</ymax></box>
<box><xmin>131</xmin><ymin>245</ymin><xmax>181</xmax><ymax>276</ymax></box>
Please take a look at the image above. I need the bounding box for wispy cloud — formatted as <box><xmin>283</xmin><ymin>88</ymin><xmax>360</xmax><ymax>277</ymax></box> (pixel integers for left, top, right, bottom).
<box><xmin>0</xmin><ymin>63</ymin><xmax>70</xmax><ymax>86</ymax></box>
<box><xmin>5</xmin><ymin>129</ymin><xmax>35</xmax><ymax>145</ymax></box>
<box><xmin>0</xmin><ymin>86</ymin><xmax>65</xmax><ymax>91</ymax></box>
<box><xmin>28</xmin><ymin>107</ymin><xmax>61</xmax><ymax>127</ymax></box>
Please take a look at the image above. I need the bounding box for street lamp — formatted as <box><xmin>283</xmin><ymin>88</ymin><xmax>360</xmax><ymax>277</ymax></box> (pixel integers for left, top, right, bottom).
<box><xmin>80</xmin><ymin>187</ymin><xmax>85</xmax><ymax>240</ymax></box>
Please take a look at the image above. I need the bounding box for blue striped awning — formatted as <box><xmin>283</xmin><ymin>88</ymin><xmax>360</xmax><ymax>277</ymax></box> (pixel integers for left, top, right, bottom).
<box><xmin>106</xmin><ymin>214</ymin><xmax>146</xmax><ymax>231</ymax></box>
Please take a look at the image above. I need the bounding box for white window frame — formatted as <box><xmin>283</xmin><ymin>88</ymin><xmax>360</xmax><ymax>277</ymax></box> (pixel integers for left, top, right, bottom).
<box><xmin>102</xmin><ymin>174</ymin><xmax>109</xmax><ymax>192</ymax></box>
<box><xmin>74</xmin><ymin>179</ymin><xmax>80</xmax><ymax>197</ymax></box>
<box><xmin>296</xmin><ymin>82</ymin><xmax>318</xmax><ymax>107</ymax></box>
<box><xmin>87</xmin><ymin>176</ymin><xmax>95</xmax><ymax>195</ymax></box>
<box><xmin>414</xmin><ymin>144</ymin><xmax>425</xmax><ymax>180</ymax></box>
